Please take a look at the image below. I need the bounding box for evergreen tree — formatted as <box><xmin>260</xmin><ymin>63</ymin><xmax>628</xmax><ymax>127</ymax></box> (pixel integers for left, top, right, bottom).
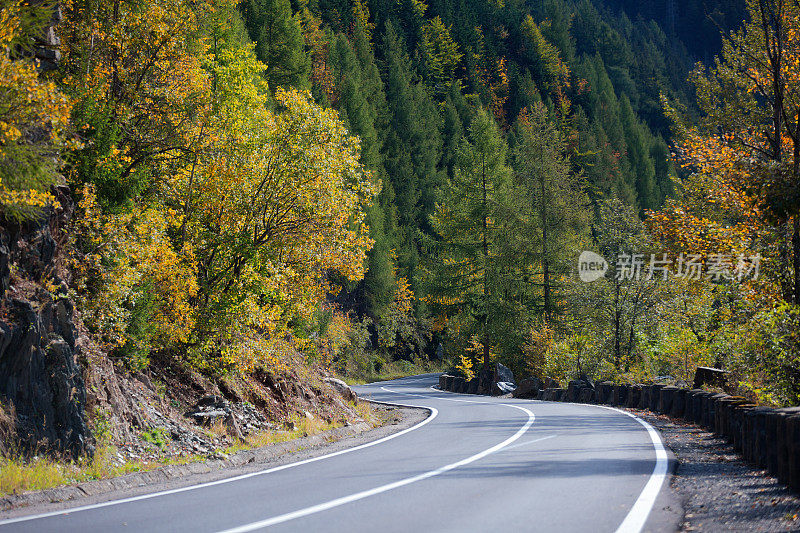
<box><xmin>420</xmin><ymin>16</ymin><xmax>463</xmax><ymax>98</ymax></box>
<box><xmin>328</xmin><ymin>31</ymin><xmax>396</xmax><ymax>314</ymax></box>
<box><xmin>242</xmin><ymin>0</ymin><xmax>310</xmax><ymax>89</ymax></box>
<box><xmin>381</xmin><ymin>22</ymin><xmax>444</xmax><ymax>289</ymax></box>
<box><xmin>426</xmin><ymin>108</ymin><xmax>512</xmax><ymax>369</ymax></box>
<box><xmin>513</xmin><ymin>103</ymin><xmax>589</xmax><ymax>322</ymax></box>
<box><xmin>619</xmin><ymin>95</ymin><xmax>657</xmax><ymax>212</ymax></box>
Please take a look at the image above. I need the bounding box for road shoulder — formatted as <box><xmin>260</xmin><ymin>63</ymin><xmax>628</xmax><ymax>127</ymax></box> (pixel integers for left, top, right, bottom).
<box><xmin>636</xmin><ymin>409</ymin><xmax>800</xmax><ymax>532</ymax></box>
<box><xmin>0</xmin><ymin>405</ymin><xmax>428</xmax><ymax>520</ymax></box>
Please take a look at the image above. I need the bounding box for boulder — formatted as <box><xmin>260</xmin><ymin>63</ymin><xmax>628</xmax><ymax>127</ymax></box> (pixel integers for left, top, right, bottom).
<box><xmin>196</xmin><ymin>395</ymin><xmax>227</xmax><ymax>409</ymax></box>
<box><xmin>543</xmin><ymin>377</ymin><xmax>560</xmax><ymax>389</ymax></box>
<box><xmin>495</xmin><ymin>363</ymin><xmax>515</xmax><ymax>384</ymax></box>
<box><xmin>569</xmin><ymin>376</ymin><xmax>594</xmax><ymax>400</ymax></box>
<box><xmin>566</xmin><ymin>380</ymin><xmax>583</xmax><ymax>402</ymax></box>
<box><xmin>493</xmin><ymin>381</ymin><xmax>516</xmax><ymax>395</ymax></box>
<box><xmin>578</xmin><ymin>387</ymin><xmax>595</xmax><ymax>403</ymax></box>
<box><xmin>224</xmin><ymin>413</ymin><xmax>244</xmax><ymax>442</ymax></box>
<box><xmin>186</xmin><ymin>409</ymin><xmax>227</xmax><ymax>424</ymax></box>
<box><xmin>453</xmin><ymin>376</ymin><xmax>466</xmax><ymax>393</ymax></box>
<box><xmin>577</xmin><ymin>374</ymin><xmax>595</xmax><ymax>390</ymax></box>
<box><xmin>323</xmin><ymin>377</ymin><xmax>356</xmax><ymax>402</ymax></box>
<box><xmin>692</xmin><ymin>366</ymin><xmax>729</xmax><ymax>390</ymax></box>
<box><xmin>512</xmin><ymin>378</ymin><xmax>541</xmax><ymax>399</ymax></box>
<box><xmin>466</xmin><ymin>378</ymin><xmax>479</xmax><ymax>394</ymax></box>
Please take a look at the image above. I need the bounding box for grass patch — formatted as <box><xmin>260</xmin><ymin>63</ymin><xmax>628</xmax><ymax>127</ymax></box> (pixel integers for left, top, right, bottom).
<box><xmin>223</xmin><ymin>412</ymin><xmax>341</xmax><ymax>455</ymax></box>
<box><xmin>0</xmin><ymin>403</ymin><xmax>384</xmax><ymax>497</ymax></box>
<box><xmin>0</xmin><ymin>444</ymin><xmax>169</xmax><ymax>496</ymax></box>
<box><xmin>140</xmin><ymin>428</ymin><xmax>169</xmax><ymax>448</ymax></box>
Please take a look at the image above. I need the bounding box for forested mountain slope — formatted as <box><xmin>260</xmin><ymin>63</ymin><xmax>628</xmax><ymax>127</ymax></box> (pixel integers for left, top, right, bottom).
<box><xmin>269</xmin><ymin>0</ymin><xmax>724</xmax><ymax>326</ymax></box>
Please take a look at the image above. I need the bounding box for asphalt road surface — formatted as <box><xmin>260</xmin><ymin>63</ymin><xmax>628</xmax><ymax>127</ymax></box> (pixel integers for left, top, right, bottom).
<box><xmin>0</xmin><ymin>374</ymin><xmax>680</xmax><ymax>532</ymax></box>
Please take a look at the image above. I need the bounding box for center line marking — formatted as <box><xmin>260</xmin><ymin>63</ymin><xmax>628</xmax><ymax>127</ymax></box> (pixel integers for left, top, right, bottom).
<box><xmin>217</xmin><ymin>392</ymin><xmax>536</xmax><ymax>532</ymax></box>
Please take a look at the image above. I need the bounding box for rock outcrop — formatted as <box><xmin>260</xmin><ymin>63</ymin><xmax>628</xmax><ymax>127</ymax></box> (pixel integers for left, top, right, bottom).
<box><xmin>0</xmin><ymin>188</ymin><xmax>90</xmax><ymax>457</ymax></box>
<box><xmin>323</xmin><ymin>377</ymin><xmax>356</xmax><ymax>402</ymax></box>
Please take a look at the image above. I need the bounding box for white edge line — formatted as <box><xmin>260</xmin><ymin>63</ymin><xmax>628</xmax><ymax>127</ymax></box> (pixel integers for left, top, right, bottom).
<box><xmin>429</xmin><ymin>384</ymin><xmax>668</xmax><ymax>533</ymax></box>
<box><xmin>596</xmin><ymin>405</ymin><xmax>669</xmax><ymax>533</ymax></box>
<box><xmin>0</xmin><ymin>391</ymin><xmax>437</xmax><ymax>526</ymax></box>
<box><xmin>217</xmin><ymin>400</ymin><xmax>536</xmax><ymax>532</ymax></box>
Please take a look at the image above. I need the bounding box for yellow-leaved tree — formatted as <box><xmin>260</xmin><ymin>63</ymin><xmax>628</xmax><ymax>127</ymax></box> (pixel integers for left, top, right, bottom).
<box><xmin>0</xmin><ymin>0</ymin><xmax>73</xmax><ymax>220</ymax></box>
<box><xmin>175</xmin><ymin>41</ymin><xmax>376</xmax><ymax>371</ymax></box>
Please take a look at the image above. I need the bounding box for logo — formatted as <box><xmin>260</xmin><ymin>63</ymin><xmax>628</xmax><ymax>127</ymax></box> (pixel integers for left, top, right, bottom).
<box><xmin>578</xmin><ymin>251</ymin><xmax>608</xmax><ymax>282</ymax></box>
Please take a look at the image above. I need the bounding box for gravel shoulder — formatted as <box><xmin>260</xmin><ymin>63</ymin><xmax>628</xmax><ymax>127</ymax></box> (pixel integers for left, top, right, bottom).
<box><xmin>633</xmin><ymin>409</ymin><xmax>800</xmax><ymax>532</ymax></box>
<box><xmin>0</xmin><ymin>404</ymin><xmax>428</xmax><ymax>520</ymax></box>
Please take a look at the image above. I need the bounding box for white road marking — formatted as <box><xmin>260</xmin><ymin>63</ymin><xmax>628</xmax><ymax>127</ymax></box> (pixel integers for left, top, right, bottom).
<box><xmin>500</xmin><ymin>434</ymin><xmax>557</xmax><ymax>451</ymax></box>
<box><xmin>430</xmin><ymin>384</ymin><xmax>669</xmax><ymax>533</ymax></box>
<box><xmin>0</xmin><ymin>382</ymin><xmax>437</xmax><ymax>527</ymax></box>
<box><xmin>217</xmin><ymin>399</ymin><xmax>536</xmax><ymax>532</ymax></box>
<box><xmin>592</xmin><ymin>406</ymin><xmax>669</xmax><ymax>533</ymax></box>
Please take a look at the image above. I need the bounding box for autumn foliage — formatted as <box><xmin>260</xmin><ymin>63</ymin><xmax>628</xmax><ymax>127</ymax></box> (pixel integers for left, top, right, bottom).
<box><xmin>38</xmin><ymin>0</ymin><xmax>376</xmax><ymax>373</ymax></box>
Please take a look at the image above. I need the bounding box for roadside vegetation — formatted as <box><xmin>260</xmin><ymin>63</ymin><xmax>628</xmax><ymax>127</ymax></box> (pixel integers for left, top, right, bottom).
<box><xmin>0</xmin><ymin>400</ymin><xmax>386</xmax><ymax>496</ymax></box>
<box><xmin>0</xmin><ymin>443</ymin><xmax>201</xmax><ymax>497</ymax></box>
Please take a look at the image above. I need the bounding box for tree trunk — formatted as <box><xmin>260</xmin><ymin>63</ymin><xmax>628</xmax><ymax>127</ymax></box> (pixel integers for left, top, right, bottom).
<box><xmin>541</xmin><ymin>174</ymin><xmax>550</xmax><ymax>322</ymax></box>
<box><xmin>779</xmin><ymin>221</ymin><xmax>793</xmax><ymax>301</ymax></box>
<box><xmin>793</xmin><ymin>217</ymin><xmax>800</xmax><ymax>304</ymax></box>
<box><xmin>482</xmin><ymin>152</ymin><xmax>490</xmax><ymax>371</ymax></box>
<box><xmin>613</xmin><ymin>283</ymin><xmax>621</xmax><ymax>369</ymax></box>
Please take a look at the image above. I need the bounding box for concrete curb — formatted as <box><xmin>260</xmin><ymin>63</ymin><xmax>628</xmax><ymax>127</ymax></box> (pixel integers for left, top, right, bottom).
<box><xmin>0</xmin><ymin>421</ymin><xmax>372</xmax><ymax>512</ymax></box>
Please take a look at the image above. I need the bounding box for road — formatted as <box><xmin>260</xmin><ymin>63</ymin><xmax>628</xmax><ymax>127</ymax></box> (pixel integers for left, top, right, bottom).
<box><xmin>0</xmin><ymin>374</ymin><xmax>680</xmax><ymax>532</ymax></box>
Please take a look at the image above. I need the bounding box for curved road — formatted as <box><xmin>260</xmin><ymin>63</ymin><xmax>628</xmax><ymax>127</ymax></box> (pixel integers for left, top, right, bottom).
<box><xmin>0</xmin><ymin>374</ymin><xmax>680</xmax><ymax>532</ymax></box>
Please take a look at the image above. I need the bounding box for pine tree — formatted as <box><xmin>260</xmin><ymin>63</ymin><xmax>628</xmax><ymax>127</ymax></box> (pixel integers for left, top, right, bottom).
<box><xmin>380</xmin><ymin>22</ymin><xmax>443</xmax><ymax>288</ymax></box>
<box><xmin>420</xmin><ymin>16</ymin><xmax>463</xmax><ymax>98</ymax></box>
<box><xmin>619</xmin><ymin>95</ymin><xmax>657</xmax><ymax>212</ymax></box>
<box><xmin>242</xmin><ymin>0</ymin><xmax>310</xmax><ymax>89</ymax></box>
<box><xmin>329</xmin><ymin>32</ymin><xmax>396</xmax><ymax>314</ymax></box>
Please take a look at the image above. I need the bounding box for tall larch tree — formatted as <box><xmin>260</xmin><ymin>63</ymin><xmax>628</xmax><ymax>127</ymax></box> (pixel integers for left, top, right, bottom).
<box><xmin>426</xmin><ymin>108</ymin><xmax>512</xmax><ymax>370</ymax></box>
<box><xmin>514</xmin><ymin>103</ymin><xmax>589</xmax><ymax>322</ymax></box>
